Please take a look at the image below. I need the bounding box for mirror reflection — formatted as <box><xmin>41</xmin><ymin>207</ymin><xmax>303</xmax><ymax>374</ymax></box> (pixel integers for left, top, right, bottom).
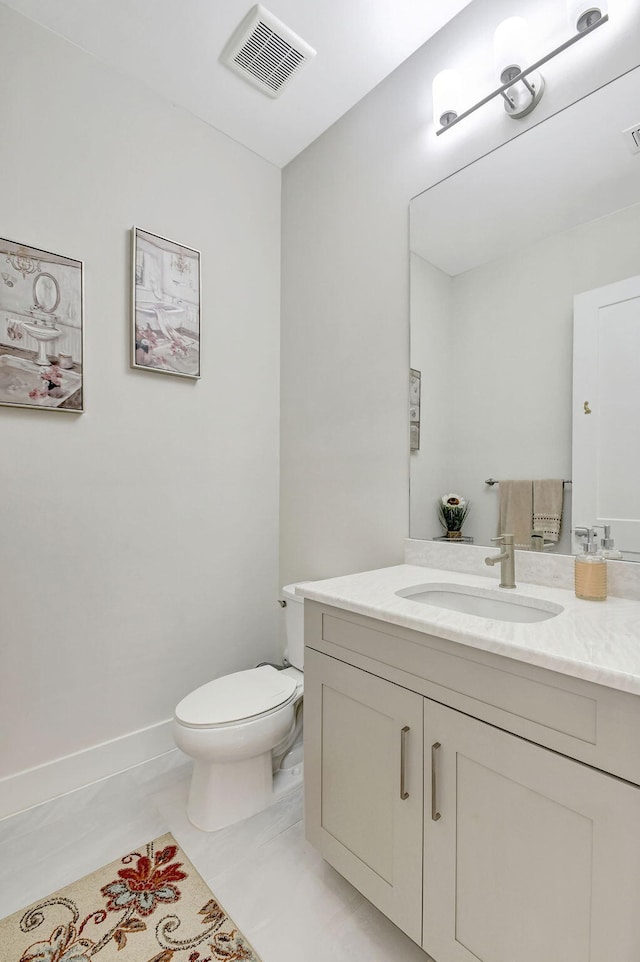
<box><xmin>410</xmin><ymin>67</ymin><xmax>640</xmax><ymax>560</ymax></box>
<box><xmin>33</xmin><ymin>272</ymin><xmax>61</xmax><ymax>314</ymax></box>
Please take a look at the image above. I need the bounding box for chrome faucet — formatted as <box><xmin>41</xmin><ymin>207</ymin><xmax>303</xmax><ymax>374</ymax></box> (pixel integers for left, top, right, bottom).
<box><xmin>485</xmin><ymin>533</ymin><xmax>516</xmax><ymax>588</ymax></box>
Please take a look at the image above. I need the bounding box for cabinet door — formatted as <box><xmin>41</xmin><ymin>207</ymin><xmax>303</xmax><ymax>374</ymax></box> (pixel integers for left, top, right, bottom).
<box><xmin>423</xmin><ymin>699</ymin><xmax>640</xmax><ymax>962</ymax></box>
<box><xmin>304</xmin><ymin>648</ymin><xmax>424</xmax><ymax>944</ymax></box>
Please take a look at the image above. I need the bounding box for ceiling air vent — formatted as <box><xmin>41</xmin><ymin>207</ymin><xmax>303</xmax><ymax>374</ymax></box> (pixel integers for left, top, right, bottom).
<box><xmin>221</xmin><ymin>4</ymin><xmax>316</xmax><ymax>98</ymax></box>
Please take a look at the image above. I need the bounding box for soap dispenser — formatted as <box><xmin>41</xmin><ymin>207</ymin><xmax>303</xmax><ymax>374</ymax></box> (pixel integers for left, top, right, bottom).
<box><xmin>574</xmin><ymin>527</ymin><xmax>607</xmax><ymax>601</ymax></box>
<box><xmin>599</xmin><ymin>525</ymin><xmax>623</xmax><ymax>561</ymax></box>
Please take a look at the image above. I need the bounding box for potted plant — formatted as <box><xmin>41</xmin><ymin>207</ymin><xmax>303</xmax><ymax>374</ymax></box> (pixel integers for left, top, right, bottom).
<box><xmin>438</xmin><ymin>492</ymin><xmax>470</xmax><ymax>538</ymax></box>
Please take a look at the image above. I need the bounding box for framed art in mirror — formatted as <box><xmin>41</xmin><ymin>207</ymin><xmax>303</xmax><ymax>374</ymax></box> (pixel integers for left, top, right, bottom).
<box><xmin>0</xmin><ymin>237</ymin><xmax>84</xmax><ymax>412</ymax></box>
<box><xmin>131</xmin><ymin>227</ymin><xmax>201</xmax><ymax>379</ymax></box>
<box><xmin>410</xmin><ymin>368</ymin><xmax>421</xmax><ymax>451</ymax></box>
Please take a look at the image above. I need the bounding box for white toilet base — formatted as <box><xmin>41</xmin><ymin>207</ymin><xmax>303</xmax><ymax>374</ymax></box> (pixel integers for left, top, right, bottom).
<box><xmin>187</xmin><ymin>751</ymin><xmax>273</xmax><ymax>832</ymax></box>
<box><xmin>174</xmin><ymin>664</ymin><xmax>305</xmax><ymax>832</ymax></box>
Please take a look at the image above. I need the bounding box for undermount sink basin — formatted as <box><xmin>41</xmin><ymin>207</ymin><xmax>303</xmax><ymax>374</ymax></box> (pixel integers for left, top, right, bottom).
<box><xmin>396</xmin><ymin>583</ymin><xmax>563</xmax><ymax>623</ymax></box>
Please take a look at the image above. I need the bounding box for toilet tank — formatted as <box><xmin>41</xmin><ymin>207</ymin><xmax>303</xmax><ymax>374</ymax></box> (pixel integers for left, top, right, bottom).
<box><xmin>282</xmin><ymin>583</ymin><xmax>305</xmax><ymax>669</ymax></box>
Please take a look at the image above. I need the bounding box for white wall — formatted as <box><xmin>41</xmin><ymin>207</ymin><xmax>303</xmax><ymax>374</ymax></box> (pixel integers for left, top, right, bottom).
<box><xmin>280</xmin><ymin>0</ymin><xmax>640</xmax><ymax>586</ymax></box>
<box><xmin>0</xmin><ymin>5</ymin><xmax>281</xmax><ymax>808</ymax></box>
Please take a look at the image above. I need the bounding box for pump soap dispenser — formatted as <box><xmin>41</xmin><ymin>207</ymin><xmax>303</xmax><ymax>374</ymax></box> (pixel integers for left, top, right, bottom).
<box><xmin>599</xmin><ymin>525</ymin><xmax>623</xmax><ymax>561</ymax></box>
<box><xmin>575</xmin><ymin>527</ymin><xmax>607</xmax><ymax>601</ymax></box>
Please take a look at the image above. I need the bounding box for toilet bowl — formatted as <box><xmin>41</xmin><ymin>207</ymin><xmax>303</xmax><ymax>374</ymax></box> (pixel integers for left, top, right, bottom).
<box><xmin>173</xmin><ymin>584</ymin><xmax>304</xmax><ymax>831</ymax></box>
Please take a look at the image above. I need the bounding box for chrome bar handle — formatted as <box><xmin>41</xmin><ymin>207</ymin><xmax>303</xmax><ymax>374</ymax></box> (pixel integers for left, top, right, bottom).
<box><xmin>431</xmin><ymin>742</ymin><xmax>442</xmax><ymax>821</ymax></box>
<box><xmin>400</xmin><ymin>726</ymin><xmax>410</xmax><ymax>800</ymax></box>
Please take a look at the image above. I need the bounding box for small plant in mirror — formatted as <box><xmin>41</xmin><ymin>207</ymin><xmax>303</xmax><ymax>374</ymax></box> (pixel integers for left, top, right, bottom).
<box><xmin>438</xmin><ymin>493</ymin><xmax>470</xmax><ymax>536</ymax></box>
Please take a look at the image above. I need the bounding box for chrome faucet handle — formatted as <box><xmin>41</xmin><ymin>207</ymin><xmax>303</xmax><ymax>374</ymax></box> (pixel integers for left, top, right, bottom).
<box><xmin>485</xmin><ymin>534</ymin><xmax>516</xmax><ymax>588</ymax></box>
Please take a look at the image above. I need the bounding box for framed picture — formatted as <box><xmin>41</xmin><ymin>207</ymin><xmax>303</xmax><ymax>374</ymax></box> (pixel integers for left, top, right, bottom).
<box><xmin>0</xmin><ymin>237</ymin><xmax>84</xmax><ymax>412</ymax></box>
<box><xmin>410</xmin><ymin>368</ymin><xmax>421</xmax><ymax>451</ymax></box>
<box><xmin>131</xmin><ymin>227</ymin><xmax>201</xmax><ymax>379</ymax></box>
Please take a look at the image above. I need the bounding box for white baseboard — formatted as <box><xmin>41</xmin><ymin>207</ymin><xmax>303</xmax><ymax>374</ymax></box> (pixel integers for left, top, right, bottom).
<box><xmin>0</xmin><ymin>718</ymin><xmax>175</xmax><ymax>820</ymax></box>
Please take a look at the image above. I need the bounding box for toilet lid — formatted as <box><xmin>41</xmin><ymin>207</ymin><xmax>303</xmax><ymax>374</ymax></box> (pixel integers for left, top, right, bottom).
<box><xmin>175</xmin><ymin>665</ymin><xmax>297</xmax><ymax>727</ymax></box>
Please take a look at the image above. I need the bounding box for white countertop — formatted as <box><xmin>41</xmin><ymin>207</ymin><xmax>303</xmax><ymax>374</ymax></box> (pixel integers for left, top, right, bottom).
<box><xmin>298</xmin><ymin>564</ymin><xmax>640</xmax><ymax>696</ymax></box>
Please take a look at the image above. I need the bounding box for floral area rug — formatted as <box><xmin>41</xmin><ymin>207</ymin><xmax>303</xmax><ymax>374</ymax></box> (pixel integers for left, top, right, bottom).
<box><xmin>1</xmin><ymin>833</ymin><xmax>262</xmax><ymax>962</ymax></box>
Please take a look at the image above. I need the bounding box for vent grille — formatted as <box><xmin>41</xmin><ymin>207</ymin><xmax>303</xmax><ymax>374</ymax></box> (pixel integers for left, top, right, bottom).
<box><xmin>235</xmin><ymin>21</ymin><xmax>305</xmax><ymax>93</ymax></box>
<box><xmin>221</xmin><ymin>5</ymin><xmax>316</xmax><ymax>98</ymax></box>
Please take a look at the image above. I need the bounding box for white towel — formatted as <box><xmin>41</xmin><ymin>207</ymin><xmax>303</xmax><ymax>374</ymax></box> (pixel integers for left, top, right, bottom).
<box><xmin>533</xmin><ymin>479</ymin><xmax>564</xmax><ymax>543</ymax></box>
<box><xmin>498</xmin><ymin>481</ymin><xmax>533</xmax><ymax>551</ymax></box>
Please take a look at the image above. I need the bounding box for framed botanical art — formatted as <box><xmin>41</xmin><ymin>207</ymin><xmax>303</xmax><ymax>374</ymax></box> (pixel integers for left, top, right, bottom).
<box><xmin>0</xmin><ymin>237</ymin><xmax>84</xmax><ymax>412</ymax></box>
<box><xmin>131</xmin><ymin>227</ymin><xmax>201</xmax><ymax>379</ymax></box>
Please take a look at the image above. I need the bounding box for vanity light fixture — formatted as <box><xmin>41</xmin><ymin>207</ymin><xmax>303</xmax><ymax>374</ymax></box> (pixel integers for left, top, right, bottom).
<box><xmin>434</xmin><ymin>6</ymin><xmax>609</xmax><ymax>135</ymax></box>
<box><xmin>432</xmin><ymin>69</ymin><xmax>462</xmax><ymax>128</ymax></box>
<box><xmin>568</xmin><ymin>0</ymin><xmax>608</xmax><ymax>33</ymax></box>
<box><xmin>493</xmin><ymin>17</ymin><xmax>544</xmax><ymax>119</ymax></box>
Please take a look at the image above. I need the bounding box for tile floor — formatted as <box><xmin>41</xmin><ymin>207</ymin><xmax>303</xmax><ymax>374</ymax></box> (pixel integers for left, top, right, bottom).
<box><xmin>0</xmin><ymin>751</ymin><xmax>432</xmax><ymax>962</ymax></box>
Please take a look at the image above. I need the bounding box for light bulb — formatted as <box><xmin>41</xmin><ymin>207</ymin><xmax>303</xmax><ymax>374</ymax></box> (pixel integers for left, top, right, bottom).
<box><xmin>432</xmin><ymin>69</ymin><xmax>461</xmax><ymax>128</ymax></box>
<box><xmin>567</xmin><ymin>0</ymin><xmax>607</xmax><ymax>33</ymax></box>
<box><xmin>493</xmin><ymin>17</ymin><xmax>531</xmax><ymax>84</ymax></box>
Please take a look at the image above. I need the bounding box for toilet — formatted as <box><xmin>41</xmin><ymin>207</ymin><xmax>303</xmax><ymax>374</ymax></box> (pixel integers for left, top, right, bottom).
<box><xmin>173</xmin><ymin>584</ymin><xmax>304</xmax><ymax>831</ymax></box>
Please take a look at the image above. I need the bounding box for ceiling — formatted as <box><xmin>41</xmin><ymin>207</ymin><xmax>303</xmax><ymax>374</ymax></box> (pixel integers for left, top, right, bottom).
<box><xmin>2</xmin><ymin>0</ymin><xmax>474</xmax><ymax>167</ymax></box>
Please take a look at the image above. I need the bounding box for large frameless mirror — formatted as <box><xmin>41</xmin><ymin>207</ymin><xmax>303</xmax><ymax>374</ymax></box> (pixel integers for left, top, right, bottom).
<box><xmin>409</xmin><ymin>67</ymin><xmax>640</xmax><ymax>560</ymax></box>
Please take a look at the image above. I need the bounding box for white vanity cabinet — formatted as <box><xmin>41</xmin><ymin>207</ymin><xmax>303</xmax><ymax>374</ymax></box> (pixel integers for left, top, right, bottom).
<box><xmin>304</xmin><ymin>646</ymin><xmax>424</xmax><ymax>943</ymax></box>
<box><xmin>304</xmin><ymin>600</ymin><xmax>640</xmax><ymax>962</ymax></box>
<box><xmin>423</xmin><ymin>699</ymin><xmax>640</xmax><ymax>962</ymax></box>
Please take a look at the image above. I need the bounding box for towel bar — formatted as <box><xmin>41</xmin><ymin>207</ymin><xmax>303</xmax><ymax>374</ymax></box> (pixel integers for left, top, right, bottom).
<box><xmin>484</xmin><ymin>478</ymin><xmax>572</xmax><ymax>486</ymax></box>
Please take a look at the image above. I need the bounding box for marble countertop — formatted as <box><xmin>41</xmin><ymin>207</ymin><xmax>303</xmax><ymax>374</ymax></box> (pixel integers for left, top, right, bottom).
<box><xmin>298</xmin><ymin>564</ymin><xmax>640</xmax><ymax>696</ymax></box>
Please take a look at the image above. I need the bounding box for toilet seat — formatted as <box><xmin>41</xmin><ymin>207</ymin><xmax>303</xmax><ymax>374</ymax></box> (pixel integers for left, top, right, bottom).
<box><xmin>175</xmin><ymin>665</ymin><xmax>298</xmax><ymax>729</ymax></box>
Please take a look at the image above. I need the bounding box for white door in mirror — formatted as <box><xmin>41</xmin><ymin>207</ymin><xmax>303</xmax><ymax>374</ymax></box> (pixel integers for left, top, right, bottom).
<box><xmin>573</xmin><ymin>275</ymin><xmax>640</xmax><ymax>562</ymax></box>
